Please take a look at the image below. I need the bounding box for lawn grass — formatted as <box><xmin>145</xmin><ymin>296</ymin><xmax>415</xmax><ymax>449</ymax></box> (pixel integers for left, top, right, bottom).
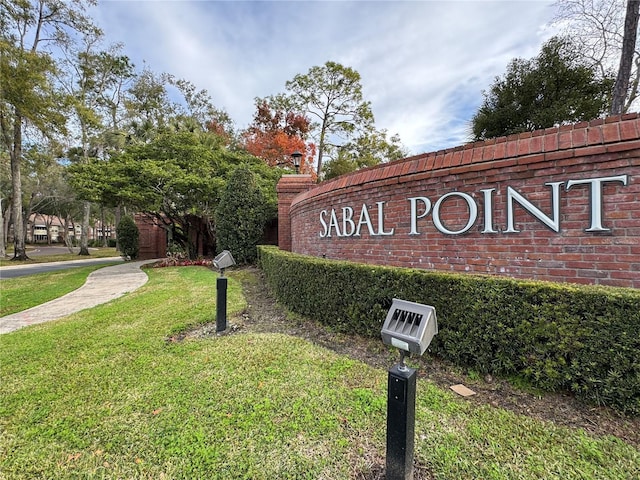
<box><xmin>0</xmin><ymin>247</ymin><xmax>120</xmax><ymax>267</ymax></box>
<box><xmin>0</xmin><ymin>267</ymin><xmax>638</xmax><ymax>479</ymax></box>
<box><xmin>0</xmin><ymin>265</ymin><xmax>115</xmax><ymax>316</ymax></box>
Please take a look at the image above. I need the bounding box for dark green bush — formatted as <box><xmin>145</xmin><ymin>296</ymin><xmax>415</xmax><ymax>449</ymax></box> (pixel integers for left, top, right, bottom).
<box><xmin>258</xmin><ymin>246</ymin><xmax>640</xmax><ymax>415</ymax></box>
<box><xmin>116</xmin><ymin>216</ymin><xmax>139</xmax><ymax>260</ymax></box>
<box><xmin>215</xmin><ymin>165</ymin><xmax>270</xmax><ymax>264</ymax></box>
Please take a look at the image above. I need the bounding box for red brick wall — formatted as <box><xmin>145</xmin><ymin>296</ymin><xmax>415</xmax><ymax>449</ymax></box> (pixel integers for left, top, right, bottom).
<box><xmin>282</xmin><ymin>115</ymin><xmax>640</xmax><ymax>288</ymax></box>
<box><xmin>277</xmin><ymin>175</ymin><xmax>316</xmax><ymax>251</ymax></box>
<box><xmin>135</xmin><ymin>214</ymin><xmax>167</xmax><ymax>260</ymax></box>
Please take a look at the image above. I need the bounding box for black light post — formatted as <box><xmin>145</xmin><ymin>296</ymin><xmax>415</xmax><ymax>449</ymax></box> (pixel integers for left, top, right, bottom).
<box><xmin>213</xmin><ymin>250</ymin><xmax>236</xmax><ymax>332</ymax></box>
<box><xmin>216</xmin><ymin>273</ymin><xmax>228</xmax><ymax>332</ymax></box>
<box><xmin>387</xmin><ymin>357</ymin><xmax>417</xmax><ymax>479</ymax></box>
<box><xmin>291</xmin><ymin>151</ymin><xmax>302</xmax><ymax>174</ymax></box>
<box><xmin>381</xmin><ymin>299</ymin><xmax>438</xmax><ymax>480</ymax></box>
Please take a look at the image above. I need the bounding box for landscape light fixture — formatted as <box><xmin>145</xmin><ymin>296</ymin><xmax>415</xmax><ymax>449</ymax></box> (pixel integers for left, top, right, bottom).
<box><xmin>212</xmin><ymin>250</ymin><xmax>236</xmax><ymax>332</ymax></box>
<box><xmin>381</xmin><ymin>299</ymin><xmax>438</xmax><ymax>480</ymax></box>
<box><xmin>291</xmin><ymin>151</ymin><xmax>302</xmax><ymax>174</ymax></box>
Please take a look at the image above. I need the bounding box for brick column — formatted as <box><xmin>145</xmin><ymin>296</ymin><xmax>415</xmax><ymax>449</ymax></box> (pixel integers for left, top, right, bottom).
<box><xmin>277</xmin><ymin>175</ymin><xmax>314</xmax><ymax>251</ymax></box>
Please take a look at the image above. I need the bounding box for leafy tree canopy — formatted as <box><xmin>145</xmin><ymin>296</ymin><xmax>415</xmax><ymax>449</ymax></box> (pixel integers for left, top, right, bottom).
<box><xmin>242</xmin><ymin>96</ymin><xmax>316</xmax><ymax>176</ymax></box>
<box><xmin>323</xmin><ymin>127</ymin><xmax>408</xmax><ymax>180</ymax></box>
<box><xmin>68</xmin><ymin>129</ymin><xmax>280</xmax><ymax>258</ymax></box>
<box><xmin>1</xmin><ymin>0</ymin><xmax>97</xmax><ymax>260</ymax></box>
<box><xmin>123</xmin><ymin>69</ymin><xmax>235</xmax><ymax>146</ymax></box>
<box><xmin>283</xmin><ymin>61</ymin><xmax>374</xmax><ymax>179</ymax></box>
<box><xmin>471</xmin><ymin>36</ymin><xmax>614</xmax><ymax>140</ymax></box>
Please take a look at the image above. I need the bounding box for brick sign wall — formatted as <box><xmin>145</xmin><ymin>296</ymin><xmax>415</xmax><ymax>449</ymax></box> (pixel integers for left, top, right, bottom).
<box><xmin>280</xmin><ymin>115</ymin><xmax>640</xmax><ymax>289</ymax></box>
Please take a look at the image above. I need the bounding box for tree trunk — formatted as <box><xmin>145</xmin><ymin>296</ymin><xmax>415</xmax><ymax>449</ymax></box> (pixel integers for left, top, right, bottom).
<box><xmin>0</xmin><ymin>198</ymin><xmax>6</xmax><ymax>257</ymax></box>
<box><xmin>115</xmin><ymin>205</ymin><xmax>122</xmax><ymax>252</ymax></box>
<box><xmin>10</xmin><ymin>114</ymin><xmax>28</xmax><ymax>261</ymax></box>
<box><xmin>46</xmin><ymin>215</ymin><xmax>53</xmax><ymax>245</ymax></box>
<box><xmin>62</xmin><ymin>216</ymin><xmax>74</xmax><ymax>252</ymax></box>
<box><xmin>101</xmin><ymin>206</ymin><xmax>108</xmax><ymax>247</ymax></box>
<box><xmin>316</xmin><ymin>118</ymin><xmax>328</xmax><ymax>182</ymax></box>
<box><xmin>22</xmin><ymin>209</ymin><xmax>30</xmax><ymax>246</ymax></box>
<box><xmin>78</xmin><ymin>200</ymin><xmax>91</xmax><ymax>255</ymax></box>
<box><xmin>611</xmin><ymin>0</ymin><xmax>640</xmax><ymax>114</ymax></box>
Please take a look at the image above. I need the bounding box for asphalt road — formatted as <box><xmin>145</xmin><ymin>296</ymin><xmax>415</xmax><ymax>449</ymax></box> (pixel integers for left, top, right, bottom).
<box><xmin>0</xmin><ymin>247</ymin><xmax>124</xmax><ymax>279</ymax></box>
<box><xmin>21</xmin><ymin>245</ymin><xmax>84</xmax><ymax>257</ymax></box>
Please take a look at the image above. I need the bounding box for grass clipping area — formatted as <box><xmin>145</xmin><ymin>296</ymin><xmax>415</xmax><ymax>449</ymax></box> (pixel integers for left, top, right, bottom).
<box><xmin>0</xmin><ymin>267</ymin><xmax>638</xmax><ymax>480</ymax></box>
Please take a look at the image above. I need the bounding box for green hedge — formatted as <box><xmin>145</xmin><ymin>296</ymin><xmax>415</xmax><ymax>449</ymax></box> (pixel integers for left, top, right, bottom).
<box><xmin>258</xmin><ymin>246</ymin><xmax>640</xmax><ymax>415</ymax></box>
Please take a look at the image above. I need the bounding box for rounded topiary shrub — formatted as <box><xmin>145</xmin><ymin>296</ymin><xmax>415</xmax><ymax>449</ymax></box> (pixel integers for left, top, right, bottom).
<box><xmin>116</xmin><ymin>216</ymin><xmax>139</xmax><ymax>260</ymax></box>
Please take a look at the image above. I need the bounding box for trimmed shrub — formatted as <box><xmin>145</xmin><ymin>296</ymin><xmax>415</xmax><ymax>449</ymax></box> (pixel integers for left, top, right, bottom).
<box><xmin>215</xmin><ymin>165</ymin><xmax>269</xmax><ymax>264</ymax></box>
<box><xmin>116</xmin><ymin>216</ymin><xmax>139</xmax><ymax>260</ymax></box>
<box><xmin>258</xmin><ymin>245</ymin><xmax>640</xmax><ymax>415</ymax></box>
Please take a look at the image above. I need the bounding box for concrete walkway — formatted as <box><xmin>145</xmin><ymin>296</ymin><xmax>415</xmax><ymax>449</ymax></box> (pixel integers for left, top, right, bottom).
<box><xmin>0</xmin><ymin>260</ymin><xmax>157</xmax><ymax>334</ymax></box>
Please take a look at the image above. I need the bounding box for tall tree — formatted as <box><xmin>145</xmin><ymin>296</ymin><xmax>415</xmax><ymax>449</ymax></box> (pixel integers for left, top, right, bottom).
<box><xmin>284</xmin><ymin>61</ymin><xmax>374</xmax><ymax>180</ymax></box>
<box><xmin>124</xmin><ymin>68</ymin><xmax>174</xmax><ymax>143</ymax></box>
<box><xmin>21</xmin><ymin>143</ymin><xmax>65</xmax><ymax>243</ymax></box>
<box><xmin>242</xmin><ymin>96</ymin><xmax>316</xmax><ymax>174</ymax></box>
<box><xmin>123</xmin><ymin>70</ymin><xmax>235</xmax><ymax>147</ymax></box>
<box><xmin>0</xmin><ymin>0</ymin><xmax>96</xmax><ymax>260</ymax></box>
<box><xmin>471</xmin><ymin>36</ymin><xmax>613</xmax><ymax>140</ymax></box>
<box><xmin>611</xmin><ymin>0</ymin><xmax>640</xmax><ymax>114</ymax></box>
<box><xmin>553</xmin><ymin>0</ymin><xmax>640</xmax><ymax>112</ymax></box>
<box><xmin>168</xmin><ymin>76</ymin><xmax>234</xmax><ymax>139</ymax></box>
<box><xmin>60</xmin><ymin>30</ymin><xmax>134</xmax><ymax>255</ymax></box>
<box><xmin>0</xmin><ymin>151</ymin><xmax>9</xmax><ymax>257</ymax></box>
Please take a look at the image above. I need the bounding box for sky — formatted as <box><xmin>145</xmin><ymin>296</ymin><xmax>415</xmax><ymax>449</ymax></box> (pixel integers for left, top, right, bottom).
<box><xmin>89</xmin><ymin>0</ymin><xmax>560</xmax><ymax>156</ymax></box>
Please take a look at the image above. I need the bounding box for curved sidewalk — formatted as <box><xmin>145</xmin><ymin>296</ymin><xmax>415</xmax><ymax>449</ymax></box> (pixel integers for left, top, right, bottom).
<box><xmin>0</xmin><ymin>260</ymin><xmax>156</xmax><ymax>334</ymax></box>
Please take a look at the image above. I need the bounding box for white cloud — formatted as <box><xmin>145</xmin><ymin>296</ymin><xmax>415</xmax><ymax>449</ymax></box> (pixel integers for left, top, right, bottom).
<box><xmin>91</xmin><ymin>0</ymin><xmax>558</xmax><ymax>155</ymax></box>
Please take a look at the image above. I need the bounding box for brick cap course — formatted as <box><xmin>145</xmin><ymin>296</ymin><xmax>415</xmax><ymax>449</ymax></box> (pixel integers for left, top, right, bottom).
<box><xmin>293</xmin><ymin>114</ymin><xmax>640</xmax><ymax>208</ymax></box>
<box><xmin>276</xmin><ymin>174</ymin><xmax>315</xmax><ymax>195</ymax></box>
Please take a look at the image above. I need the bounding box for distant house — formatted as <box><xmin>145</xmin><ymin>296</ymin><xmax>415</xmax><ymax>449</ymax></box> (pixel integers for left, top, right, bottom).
<box><xmin>22</xmin><ymin>214</ymin><xmax>115</xmax><ymax>245</ymax></box>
